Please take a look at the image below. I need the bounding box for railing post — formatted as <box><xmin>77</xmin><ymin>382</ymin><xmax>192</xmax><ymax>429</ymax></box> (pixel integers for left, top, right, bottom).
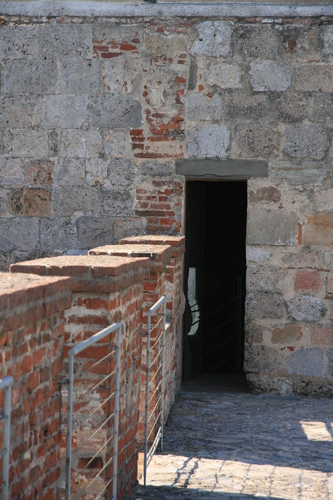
<box><xmin>1</xmin><ymin>376</ymin><xmax>13</xmax><ymax>500</ymax></box>
<box><xmin>160</xmin><ymin>299</ymin><xmax>166</xmax><ymax>452</ymax></box>
<box><xmin>143</xmin><ymin>312</ymin><xmax>151</xmax><ymax>488</ymax></box>
<box><xmin>65</xmin><ymin>354</ymin><xmax>74</xmax><ymax>500</ymax></box>
<box><xmin>112</xmin><ymin>324</ymin><xmax>121</xmax><ymax>500</ymax></box>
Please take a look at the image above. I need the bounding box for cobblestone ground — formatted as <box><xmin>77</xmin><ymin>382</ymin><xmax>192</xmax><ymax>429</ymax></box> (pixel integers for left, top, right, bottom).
<box><xmin>135</xmin><ymin>391</ymin><xmax>333</xmax><ymax>499</ymax></box>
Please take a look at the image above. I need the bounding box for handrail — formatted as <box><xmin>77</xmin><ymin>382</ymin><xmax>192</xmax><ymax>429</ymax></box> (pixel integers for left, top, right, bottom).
<box><xmin>0</xmin><ymin>376</ymin><xmax>13</xmax><ymax>500</ymax></box>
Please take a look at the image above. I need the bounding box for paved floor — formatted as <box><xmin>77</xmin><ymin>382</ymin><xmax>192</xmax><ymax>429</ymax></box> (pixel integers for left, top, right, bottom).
<box><xmin>135</xmin><ymin>380</ymin><xmax>333</xmax><ymax>499</ymax></box>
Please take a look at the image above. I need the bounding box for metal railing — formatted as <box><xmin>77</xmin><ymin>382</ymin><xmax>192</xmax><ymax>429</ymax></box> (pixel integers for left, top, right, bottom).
<box><xmin>0</xmin><ymin>376</ymin><xmax>13</xmax><ymax>500</ymax></box>
<box><xmin>65</xmin><ymin>323</ymin><xmax>122</xmax><ymax>500</ymax></box>
<box><xmin>143</xmin><ymin>295</ymin><xmax>167</xmax><ymax>487</ymax></box>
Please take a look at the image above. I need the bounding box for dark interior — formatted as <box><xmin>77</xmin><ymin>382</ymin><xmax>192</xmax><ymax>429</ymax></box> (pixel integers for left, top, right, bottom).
<box><xmin>183</xmin><ymin>181</ymin><xmax>247</xmax><ymax>381</ymax></box>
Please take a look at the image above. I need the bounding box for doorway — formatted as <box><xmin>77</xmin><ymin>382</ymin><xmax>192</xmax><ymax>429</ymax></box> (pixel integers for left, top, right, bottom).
<box><xmin>183</xmin><ymin>181</ymin><xmax>247</xmax><ymax>383</ymax></box>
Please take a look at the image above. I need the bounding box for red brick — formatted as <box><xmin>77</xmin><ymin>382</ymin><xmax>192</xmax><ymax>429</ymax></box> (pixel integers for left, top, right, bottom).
<box><xmin>294</xmin><ymin>270</ymin><xmax>322</xmax><ymax>292</ymax></box>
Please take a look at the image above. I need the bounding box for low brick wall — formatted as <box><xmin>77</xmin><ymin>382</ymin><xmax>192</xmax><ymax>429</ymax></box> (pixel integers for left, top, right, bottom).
<box><xmin>0</xmin><ymin>272</ymin><xmax>71</xmax><ymax>500</ymax></box>
<box><xmin>11</xmin><ymin>255</ymin><xmax>149</xmax><ymax>499</ymax></box>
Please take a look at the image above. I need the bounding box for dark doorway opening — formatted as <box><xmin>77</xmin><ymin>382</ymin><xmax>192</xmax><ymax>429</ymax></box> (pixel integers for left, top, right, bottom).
<box><xmin>183</xmin><ymin>181</ymin><xmax>247</xmax><ymax>383</ymax></box>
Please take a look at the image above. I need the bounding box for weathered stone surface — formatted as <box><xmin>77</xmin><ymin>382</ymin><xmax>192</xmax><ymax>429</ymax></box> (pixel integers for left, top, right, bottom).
<box><xmin>287</xmin><ymin>295</ymin><xmax>324</xmax><ymax>322</ymax></box>
<box><xmin>87</xmin><ymin>94</ymin><xmax>142</xmax><ymax>128</ymax></box>
<box><xmin>59</xmin><ymin>60</ymin><xmax>100</xmax><ymax>94</ymax></box>
<box><xmin>246</xmin><ymin>292</ymin><xmax>285</xmax><ymax>319</ymax></box>
<box><xmin>191</xmin><ymin>21</ymin><xmax>233</xmax><ymax>57</ymax></box>
<box><xmin>0</xmin><ymin>158</ymin><xmax>24</xmax><ymax>186</ymax></box>
<box><xmin>77</xmin><ymin>217</ymin><xmax>114</xmax><ymax>248</ymax></box>
<box><xmin>85</xmin><ymin>158</ymin><xmax>108</xmax><ymax>187</ymax></box>
<box><xmin>4</xmin><ymin>130</ymin><xmax>48</xmax><ymax>158</ymax></box>
<box><xmin>271</xmin><ymin>324</ymin><xmax>302</xmax><ymax>345</ymax></box>
<box><xmin>38</xmin><ymin>24</ymin><xmax>92</xmax><ymax>60</ymax></box>
<box><xmin>284</xmin><ymin>125</ymin><xmax>327</xmax><ymax>160</ymax></box>
<box><xmin>250</xmin><ymin>61</ymin><xmax>292</xmax><ymax>92</ymax></box>
<box><xmin>286</xmin><ymin>348</ymin><xmax>324</xmax><ymax>377</ymax></box>
<box><xmin>270</xmin><ymin>161</ymin><xmax>326</xmax><ymax>186</ymax></box>
<box><xmin>314</xmin><ymin>189</ymin><xmax>333</xmax><ymax>213</ymax></box>
<box><xmin>138</xmin><ymin>160</ymin><xmax>174</xmax><ymax>177</ymax></box>
<box><xmin>246</xmin><ymin>247</ymin><xmax>271</xmax><ymax>263</ymax></box>
<box><xmin>198</xmin><ymin>60</ymin><xmax>242</xmax><ymax>89</ymax></box>
<box><xmin>60</xmin><ymin>130</ymin><xmax>103</xmax><ymax>158</ymax></box>
<box><xmin>0</xmin><ymin>96</ymin><xmax>42</xmax><ymax>128</ymax></box>
<box><xmin>247</xmin><ymin>210</ymin><xmax>298</xmax><ymax>246</ymax></box>
<box><xmin>114</xmin><ymin>217</ymin><xmax>145</xmax><ymax>242</ymax></box>
<box><xmin>54</xmin><ymin>159</ymin><xmax>85</xmax><ymax>186</ymax></box>
<box><xmin>303</xmin><ymin>214</ymin><xmax>333</xmax><ymax>246</ymax></box>
<box><xmin>294</xmin><ymin>64</ymin><xmax>333</xmax><ymax>92</ymax></box>
<box><xmin>8</xmin><ymin>188</ymin><xmax>23</xmax><ymax>215</ymax></box>
<box><xmin>0</xmin><ymin>217</ymin><xmax>39</xmax><ymax>252</ymax></box>
<box><xmin>244</xmin><ymin>345</ymin><xmax>283</xmax><ymax>373</ymax></box>
<box><xmin>311</xmin><ymin>325</ymin><xmax>333</xmax><ymax>346</ymax></box>
<box><xmin>246</xmin><ymin>323</ymin><xmax>263</xmax><ymax>344</ymax></box>
<box><xmin>249</xmin><ymin>186</ymin><xmax>281</xmax><ymax>203</ymax></box>
<box><xmin>294</xmin><ymin>270</ymin><xmax>321</xmax><ymax>292</ymax></box>
<box><xmin>26</xmin><ymin>160</ymin><xmax>54</xmax><ymax>186</ymax></box>
<box><xmin>323</xmin><ymin>26</ymin><xmax>333</xmax><ymax>54</ymax></box>
<box><xmin>327</xmin><ymin>274</ymin><xmax>333</xmax><ymax>295</ymax></box>
<box><xmin>176</xmin><ymin>159</ymin><xmax>268</xmax><ymax>179</ymax></box>
<box><xmin>101</xmin><ymin>129</ymin><xmax>130</xmax><ymax>158</ymax></box>
<box><xmin>186</xmin><ymin>93</ymin><xmax>223</xmax><ymax>122</ymax></box>
<box><xmin>311</xmin><ymin>94</ymin><xmax>333</xmax><ymax>123</ymax></box>
<box><xmin>0</xmin><ymin>188</ymin><xmax>6</xmax><ymax>216</ymax></box>
<box><xmin>1</xmin><ymin>60</ymin><xmax>58</xmax><ymax>95</ymax></box>
<box><xmin>51</xmin><ymin>187</ymin><xmax>100</xmax><ymax>216</ymax></box>
<box><xmin>0</xmin><ymin>25</ymin><xmax>39</xmax><ymax>59</ymax></box>
<box><xmin>235</xmin><ymin>124</ymin><xmax>280</xmax><ymax>158</ymax></box>
<box><xmin>100</xmin><ymin>188</ymin><xmax>134</xmax><ymax>217</ymax></box>
<box><xmin>107</xmin><ymin>159</ymin><xmax>136</xmax><ymax>188</ymax></box>
<box><xmin>9</xmin><ymin>187</ymin><xmax>50</xmax><ymax>217</ymax></box>
<box><xmin>42</xmin><ymin>96</ymin><xmax>87</xmax><ymax>129</ymax></box>
<box><xmin>40</xmin><ymin>217</ymin><xmax>78</xmax><ymax>251</ymax></box>
<box><xmin>237</xmin><ymin>26</ymin><xmax>281</xmax><ymax>58</ymax></box>
<box><xmin>247</xmin><ymin>265</ymin><xmax>287</xmax><ymax>292</ymax></box>
<box><xmin>188</xmin><ymin>125</ymin><xmax>229</xmax><ymax>158</ymax></box>
<box><xmin>144</xmin><ymin>33</ymin><xmax>186</xmax><ymax>56</ymax></box>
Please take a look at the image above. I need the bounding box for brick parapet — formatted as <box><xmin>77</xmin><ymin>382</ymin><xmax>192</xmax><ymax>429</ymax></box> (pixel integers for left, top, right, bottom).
<box><xmin>0</xmin><ymin>272</ymin><xmax>71</xmax><ymax>500</ymax></box>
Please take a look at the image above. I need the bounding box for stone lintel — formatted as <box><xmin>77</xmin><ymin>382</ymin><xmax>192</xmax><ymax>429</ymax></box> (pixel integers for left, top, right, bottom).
<box><xmin>175</xmin><ymin>159</ymin><xmax>268</xmax><ymax>180</ymax></box>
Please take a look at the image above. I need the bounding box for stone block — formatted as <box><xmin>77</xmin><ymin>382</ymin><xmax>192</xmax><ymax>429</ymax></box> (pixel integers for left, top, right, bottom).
<box><xmin>186</xmin><ymin>93</ymin><xmax>223</xmax><ymax>122</ymax></box>
<box><xmin>85</xmin><ymin>158</ymin><xmax>108</xmax><ymax>187</ymax></box>
<box><xmin>107</xmin><ymin>159</ymin><xmax>136</xmax><ymax>188</ymax></box>
<box><xmin>246</xmin><ymin>292</ymin><xmax>285</xmax><ymax>320</ymax></box>
<box><xmin>0</xmin><ymin>25</ymin><xmax>39</xmax><ymax>59</ymax></box>
<box><xmin>48</xmin><ymin>130</ymin><xmax>62</xmax><ymax>157</ymax></box>
<box><xmin>1</xmin><ymin>60</ymin><xmax>58</xmax><ymax>95</ymax></box>
<box><xmin>247</xmin><ymin>265</ymin><xmax>287</xmax><ymax>293</ymax></box>
<box><xmin>284</xmin><ymin>125</ymin><xmax>327</xmax><ymax>160</ymax></box>
<box><xmin>0</xmin><ymin>96</ymin><xmax>42</xmax><ymax>128</ymax></box>
<box><xmin>40</xmin><ymin>217</ymin><xmax>78</xmax><ymax>251</ymax></box>
<box><xmin>54</xmin><ymin>159</ymin><xmax>85</xmax><ymax>187</ymax></box>
<box><xmin>249</xmin><ymin>186</ymin><xmax>281</xmax><ymax>203</ymax></box>
<box><xmin>0</xmin><ymin>188</ymin><xmax>6</xmax><ymax>216</ymax></box>
<box><xmin>42</xmin><ymin>96</ymin><xmax>87</xmax><ymax>129</ymax></box>
<box><xmin>235</xmin><ymin>124</ymin><xmax>280</xmax><ymax>158</ymax></box>
<box><xmin>294</xmin><ymin>64</ymin><xmax>333</xmax><ymax>92</ymax></box>
<box><xmin>311</xmin><ymin>325</ymin><xmax>333</xmax><ymax>346</ymax></box>
<box><xmin>87</xmin><ymin>94</ymin><xmax>141</xmax><ymax>128</ymax></box>
<box><xmin>101</xmin><ymin>58</ymin><xmax>141</xmax><ymax>95</ymax></box>
<box><xmin>221</xmin><ymin>91</ymin><xmax>268</xmax><ymax>120</ymax></box>
<box><xmin>198</xmin><ymin>60</ymin><xmax>242</xmax><ymax>89</ymax></box>
<box><xmin>51</xmin><ymin>187</ymin><xmax>100</xmax><ymax>217</ymax></box>
<box><xmin>144</xmin><ymin>33</ymin><xmax>186</xmax><ymax>56</ymax></box>
<box><xmin>101</xmin><ymin>188</ymin><xmax>134</xmax><ymax>217</ymax></box>
<box><xmin>294</xmin><ymin>270</ymin><xmax>322</xmax><ymax>292</ymax></box>
<box><xmin>246</xmin><ymin>247</ymin><xmax>271</xmax><ymax>263</ymax></box>
<box><xmin>247</xmin><ymin>209</ymin><xmax>298</xmax><ymax>246</ymax></box>
<box><xmin>101</xmin><ymin>129</ymin><xmax>130</xmax><ymax>158</ymax></box>
<box><xmin>303</xmin><ymin>214</ymin><xmax>333</xmax><ymax>246</ymax></box>
<box><xmin>287</xmin><ymin>295</ymin><xmax>324</xmax><ymax>322</ymax></box>
<box><xmin>191</xmin><ymin>21</ymin><xmax>233</xmax><ymax>57</ymax></box>
<box><xmin>38</xmin><ymin>24</ymin><xmax>92</xmax><ymax>60</ymax></box>
<box><xmin>0</xmin><ymin>158</ymin><xmax>24</xmax><ymax>186</ymax></box>
<box><xmin>114</xmin><ymin>217</ymin><xmax>145</xmax><ymax>241</ymax></box>
<box><xmin>138</xmin><ymin>160</ymin><xmax>174</xmax><ymax>177</ymax></box>
<box><xmin>270</xmin><ymin>161</ymin><xmax>326</xmax><ymax>186</ymax></box>
<box><xmin>271</xmin><ymin>324</ymin><xmax>302</xmax><ymax>345</ymax></box>
<box><xmin>9</xmin><ymin>187</ymin><xmax>50</xmax><ymax>217</ymax></box>
<box><xmin>0</xmin><ymin>217</ymin><xmax>39</xmax><ymax>252</ymax></box>
<box><xmin>250</xmin><ymin>61</ymin><xmax>292</xmax><ymax>92</ymax></box>
<box><xmin>286</xmin><ymin>347</ymin><xmax>324</xmax><ymax>377</ymax></box>
<box><xmin>311</xmin><ymin>94</ymin><xmax>333</xmax><ymax>123</ymax></box>
<box><xmin>77</xmin><ymin>217</ymin><xmax>115</xmax><ymax>248</ymax></box>
<box><xmin>26</xmin><ymin>160</ymin><xmax>54</xmax><ymax>186</ymax></box>
<box><xmin>326</xmin><ymin>349</ymin><xmax>333</xmax><ymax>377</ymax></box>
<box><xmin>244</xmin><ymin>344</ymin><xmax>283</xmax><ymax>373</ymax></box>
<box><xmin>245</xmin><ymin>323</ymin><xmax>263</xmax><ymax>344</ymax></box>
<box><xmin>314</xmin><ymin>189</ymin><xmax>333</xmax><ymax>213</ymax></box>
<box><xmin>4</xmin><ymin>130</ymin><xmax>48</xmax><ymax>158</ymax></box>
<box><xmin>188</xmin><ymin>125</ymin><xmax>229</xmax><ymax>158</ymax></box>
<box><xmin>328</xmin><ymin>274</ymin><xmax>333</xmax><ymax>295</ymax></box>
<box><xmin>236</xmin><ymin>26</ymin><xmax>281</xmax><ymax>59</ymax></box>
<box><xmin>269</xmin><ymin>93</ymin><xmax>308</xmax><ymax>123</ymax></box>
<box><xmin>323</xmin><ymin>26</ymin><xmax>333</xmax><ymax>54</ymax></box>
<box><xmin>58</xmin><ymin>60</ymin><xmax>100</xmax><ymax>94</ymax></box>
<box><xmin>60</xmin><ymin>130</ymin><xmax>103</xmax><ymax>158</ymax></box>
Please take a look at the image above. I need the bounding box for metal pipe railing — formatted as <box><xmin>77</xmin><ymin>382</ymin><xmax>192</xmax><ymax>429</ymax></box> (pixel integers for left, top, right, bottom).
<box><xmin>0</xmin><ymin>376</ymin><xmax>13</xmax><ymax>500</ymax></box>
<box><xmin>65</xmin><ymin>322</ymin><xmax>122</xmax><ymax>500</ymax></box>
<box><xmin>143</xmin><ymin>295</ymin><xmax>167</xmax><ymax>487</ymax></box>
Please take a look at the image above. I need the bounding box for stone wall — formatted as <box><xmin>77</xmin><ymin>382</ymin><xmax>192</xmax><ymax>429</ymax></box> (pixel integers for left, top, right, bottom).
<box><xmin>1</xmin><ymin>11</ymin><xmax>333</xmax><ymax>394</ymax></box>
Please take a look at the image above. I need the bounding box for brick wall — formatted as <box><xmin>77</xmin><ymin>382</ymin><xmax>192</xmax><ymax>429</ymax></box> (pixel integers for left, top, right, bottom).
<box><xmin>0</xmin><ymin>272</ymin><xmax>71</xmax><ymax>500</ymax></box>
